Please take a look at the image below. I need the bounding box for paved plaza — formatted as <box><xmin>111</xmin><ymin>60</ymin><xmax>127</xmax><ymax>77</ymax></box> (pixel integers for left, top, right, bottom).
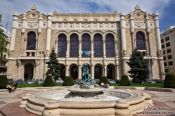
<box><xmin>0</xmin><ymin>87</ymin><xmax>175</xmax><ymax>116</ymax></box>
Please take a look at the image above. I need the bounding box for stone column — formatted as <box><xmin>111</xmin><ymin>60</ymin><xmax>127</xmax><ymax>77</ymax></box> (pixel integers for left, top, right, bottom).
<box><xmin>103</xmin><ymin>65</ymin><xmax>107</xmax><ymax>76</ymax></box>
<box><xmin>145</xmin><ymin>13</ymin><xmax>150</xmax><ymax>55</ymax></box>
<box><xmin>103</xmin><ymin>35</ymin><xmax>106</xmax><ymax>58</ymax></box>
<box><xmin>37</xmin><ymin>14</ymin><xmax>42</xmax><ymax>56</ymax></box>
<box><xmin>158</xmin><ymin>59</ymin><xmax>165</xmax><ymax>80</ymax></box>
<box><xmin>154</xmin><ymin>13</ymin><xmax>162</xmax><ymax>51</ymax></box>
<box><xmin>78</xmin><ymin>64</ymin><xmax>82</xmax><ymax>80</ymax></box>
<box><xmin>130</xmin><ymin>15</ymin><xmax>134</xmax><ymax>50</ymax></box>
<box><xmin>66</xmin><ymin>39</ymin><xmax>70</xmax><ymax>58</ymax></box>
<box><xmin>79</xmin><ymin>36</ymin><xmax>82</xmax><ymax>58</ymax></box>
<box><xmin>115</xmin><ymin>64</ymin><xmax>119</xmax><ymax>81</ymax></box>
<box><xmin>120</xmin><ymin>13</ymin><xmax>127</xmax><ymax>53</ymax></box>
<box><xmin>115</xmin><ymin>39</ymin><xmax>118</xmax><ymax>57</ymax></box>
<box><xmin>35</xmin><ymin>60</ymin><xmax>40</xmax><ymax>80</ymax></box>
<box><xmin>20</xmin><ymin>13</ymin><xmax>26</xmax><ymax>56</ymax></box>
<box><xmin>120</xmin><ymin>13</ymin><xmax>127</xmax><ymax>75</ymax></box>
<box><xmin>65</xmin><ymin>65</ymin><xmax>69</xmax><ymax>76</ymax></box>
<box><xmin>154</xmin><ymin>13</ymin><xmax>164</xmax><ymax>79</ymax></box>
<box><xmin>10</xmin><ymin>13</ymin><xmax>18</xmax><ymax>51</ymax></box>
<box><xmin>91</xmin><ymin>64</ymin><xmax>94</xmax><ymax>79</ymax></box>
<box><xmin>91</xmin><ymin>35</ymin><xmax>94</xmax><ymax>58</ymax></box>
<box><xmin>46</xmin><ymin>13</ymin><xmax>52</xmax><ymax>52</ymax></box>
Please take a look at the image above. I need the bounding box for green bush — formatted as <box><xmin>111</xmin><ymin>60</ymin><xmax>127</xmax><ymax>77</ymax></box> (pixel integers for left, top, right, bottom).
<box><xmin>99</xmin><ymin>76</ymin><xmax>108</xmax><ymax>84</ymax></box>
<box><xmin>43</xmin><ymin>75</ymin><xmax>56</xmax><ymax>86</ymax></box>
<box><xmin>119</xmin><ymin>75</ymin><xmax>130</xmax><ymax>86</ymax></box>
<box><xmin>0</xmin><ymin>75</ymin><xmax>8</xmax><ymax>89</ymax></box>
<box><xmin>62</xmin><ymin>76</ymin><xmax>74</xmax><ymax>86</ymax></box>
<box><xmin>164</xmin><ymin>73</ymin><xmax>175</xmax><ymax>88</ymax></box>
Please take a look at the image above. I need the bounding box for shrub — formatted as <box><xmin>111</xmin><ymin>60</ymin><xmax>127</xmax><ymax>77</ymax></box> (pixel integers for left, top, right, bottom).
<box><xmin>43</xmin><ymin>75</ymin><xmax>56</xmax><ymax>86</ymax></box>
<box><xmin>119</xmin><ymin>75</ymin><xmax>130</xmax><ymax>86</ymax></box>
<box><xmin>164</xmin><ymin>73</ymin><xmax>175</xmax><ymax>88</ymax></box>
<box><xmin>62</xmin><ymin>76</ymin><xmax>74</xmax><ymax>86</ymax></box>
<box><xmin>0</xmin><ymin>75</ymin><xmax>8</xmax><ymax>89</ymax></box>
<box><xmin>99</xmin><ymin>76</ymin><xmax>108</xmax><ymax>84</ymax></box>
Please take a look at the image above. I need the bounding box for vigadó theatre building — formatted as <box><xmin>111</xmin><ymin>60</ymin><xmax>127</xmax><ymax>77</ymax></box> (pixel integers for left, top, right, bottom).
<box><xmin>7</xmin><ymin>5</ymin><xmax>164</xmax><ymax>81</ymax></box>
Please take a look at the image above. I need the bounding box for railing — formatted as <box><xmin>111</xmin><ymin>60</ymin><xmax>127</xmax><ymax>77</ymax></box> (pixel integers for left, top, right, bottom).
<box><xmin>25</xmin><ymin>50</ymin><xmax>36</xmax><ymax>57</ymax></box>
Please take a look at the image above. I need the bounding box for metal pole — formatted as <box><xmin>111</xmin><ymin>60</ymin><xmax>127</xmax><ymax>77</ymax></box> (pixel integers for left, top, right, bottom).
<box><xmin>43</xmin><ymin>52</ymin><xmax>46</xmax><ymax>80</ymax></box>
<box><xmin>149</xmin><ymin>55</ymin><xmax>152</xmax><ymax>80</ymax></box>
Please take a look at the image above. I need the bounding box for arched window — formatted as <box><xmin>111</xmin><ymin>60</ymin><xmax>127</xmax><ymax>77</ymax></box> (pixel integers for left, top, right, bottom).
<box><xmin>136</xmin><ymin>31</ymin><xmax>146</xmax><ymax>50</ymax></box>
<box><xmin>58</xmin><ymin>34</ymin><xmax>67</xmax><ymax>57</ymax></box>
<box><xmin>94</xmin><ymin>34</ymin><xmax>103</xmax><ymax>57</ymax></box>
<box><xmin>106</xmin><ymin>34</ymin><xmax>115</xmax><ymax>57</ymax></box>
<box><xmin>70</xmin><ymin>34</ymin><xmax>79</xmax><ymax>57</ymax></box>
<box><xmin>82</xmin><ymin>34</ymin><xmax>91</xmax><ymax>57</ymax></box>
<box><xmin>26</xmin><ymin>31</ymin><xmax>36</xmax><ymax>50</ymax></box>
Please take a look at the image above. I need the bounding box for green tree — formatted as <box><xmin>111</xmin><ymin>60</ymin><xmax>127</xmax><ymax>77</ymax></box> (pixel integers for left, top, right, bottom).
<box><xmin>0</xmin><ymin>28</ymin><xmax>7</xmax><ymax>58</ymax></box>
<box><xmin>46</xmin><ymin>48</ymin><xmax>61</xmax><ymax>81</ymax></box>
<box><xmin>127</xmin><ymin>49</ymin><xmax>149</xmax><ymax>83</ymax></box>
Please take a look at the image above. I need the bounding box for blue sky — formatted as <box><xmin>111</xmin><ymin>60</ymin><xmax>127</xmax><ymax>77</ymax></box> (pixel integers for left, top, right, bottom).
<box><xmin>0</xmin><ymin>0</ymin><xmax>175</xmax><ymax>32</ymax></box>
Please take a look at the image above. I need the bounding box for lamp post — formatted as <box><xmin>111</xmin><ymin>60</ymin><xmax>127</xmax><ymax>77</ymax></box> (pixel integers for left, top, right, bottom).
<box><xmin>42</xmin><ymin>51</ymin><xmax>46</xmax><ymax>80</ymax></box>
<box><xmin>148</xmin><ymin>55</ymin><xmax>153</xmax><ymax>80</ymax></box>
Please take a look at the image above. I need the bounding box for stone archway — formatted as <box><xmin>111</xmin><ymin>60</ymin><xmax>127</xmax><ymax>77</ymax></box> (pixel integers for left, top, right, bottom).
<box><xmin>70</xmin><ymin>64</ymin><xmax>78</xmax><ymax>80</ymax></box>
<box><xmin>107</xmin><ymin>64</ymin><xmax>115</xmax><ymax>80</ymax></box>
<box><xmin>94</xmin><ymin>64</ymin><xmax>103</xmax><ymax>79</ymax></box>
<box><xmin>24</xmin><ymin>63</ymin><xmax>34</xmax><ymax>81</ymax></box>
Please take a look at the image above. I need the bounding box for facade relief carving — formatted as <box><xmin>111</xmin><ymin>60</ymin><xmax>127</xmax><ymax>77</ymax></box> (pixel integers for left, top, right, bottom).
<box><xmin>27</xmin><ymin>22</ymin><xmax>38</xmax><ymax>29</ymax></box>
<box><xmin>53</xmin><ymin>22</ymin><xmax>117</xmax><ymax>30</ymax></box>
<box><xmin>134</xmin><ymin>22</ymin><xmax>146</xmax><ymax>28</ymax></box>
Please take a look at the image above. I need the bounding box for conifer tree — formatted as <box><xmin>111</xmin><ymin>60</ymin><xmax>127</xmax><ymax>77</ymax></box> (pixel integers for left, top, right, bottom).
<box><xmin>127</xmin><ymin>49</ymin><xmax>149</xmax><ymax>83</ymax></box>
<box><xmin>46</xmin><ymin>48</ymin><xmax>61</xmax><ymax>81</ymax></box>
<box><xmin>0</xmin><ymin>28</ymin><xmax>7</xmax><ymax>58</ymax></box>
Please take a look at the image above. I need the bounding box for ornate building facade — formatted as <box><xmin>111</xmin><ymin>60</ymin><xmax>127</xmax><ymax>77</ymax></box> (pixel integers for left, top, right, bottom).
<box><xmin>7</xmin><ymin>5</ymin><xmax>164</xmax><ymax>81</ymax></box>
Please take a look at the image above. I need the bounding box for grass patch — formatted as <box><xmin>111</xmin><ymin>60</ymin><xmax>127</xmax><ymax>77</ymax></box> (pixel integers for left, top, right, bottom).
<box><xmin>17</xmin><ymin>83</ymin><xmax>43</xmax><ymax>88</ymax></box>
<box><xmin>112</xmin><ymin>82</ymin><xmax>163</xmax><ymax>88</ymax></box>
<box><xmin>17</xmin><ymin>83</ymin><xmax>63</xmax><ymax>88</ymax></box>
<box><xmin>130</xmin><ymin>82</ymin><xmax>163</xmax><ymax>88</ymax></box>
<box><xmin>17</xmin><ymin>82</ymin><xmax>163</xmax><ymax>88</ymax></box>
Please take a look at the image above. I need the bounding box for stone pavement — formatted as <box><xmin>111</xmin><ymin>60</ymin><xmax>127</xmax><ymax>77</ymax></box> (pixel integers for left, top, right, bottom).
<box><xmin>0</xmin><ymin>88</ymin><xmax>175</xmax><ymax>116</ymax></box>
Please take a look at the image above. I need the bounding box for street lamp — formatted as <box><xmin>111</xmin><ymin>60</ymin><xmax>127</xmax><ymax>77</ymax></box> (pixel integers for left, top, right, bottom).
<box><xmin>41</xmin><ymin>51</ymin><xmax>46</xmax><ymax>80</ymax></box>
<box><xmin>148</xmin><ymin>55</ymin><xmax>153</xmax><ymax>80</ymax></box>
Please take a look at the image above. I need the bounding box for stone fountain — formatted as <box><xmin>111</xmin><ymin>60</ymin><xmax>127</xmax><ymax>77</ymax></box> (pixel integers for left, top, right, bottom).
<box><xmin>20</xmin><ymin>64</ymin><xmax>153</xmax><ymax>116</ymax></box>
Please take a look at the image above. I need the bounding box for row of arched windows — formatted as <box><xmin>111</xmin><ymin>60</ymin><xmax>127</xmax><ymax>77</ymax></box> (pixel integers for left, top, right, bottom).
<box><xmin>57</xmin><ymin>33</ymin><xmax>116</xmax><ymax>57</ymax></box>
<box><xmin>26</xmin><ymin>31</ymin><xmax>146</xmax><ymax>57</ymax></box>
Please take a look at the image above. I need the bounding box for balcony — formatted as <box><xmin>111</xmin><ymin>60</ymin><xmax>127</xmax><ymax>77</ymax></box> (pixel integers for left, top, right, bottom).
<box><xmin>25</xmin><ymin>50</ymin><xmax>36</xmax><ymax>57</ymax></box>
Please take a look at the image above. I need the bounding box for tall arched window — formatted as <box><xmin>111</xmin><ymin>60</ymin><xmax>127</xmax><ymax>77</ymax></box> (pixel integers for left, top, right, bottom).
<box><xmin>106</xmin><ymin>34</ymin><xmax>115</xmax><ymax>57</ymax></box>
<box><xmin>136</xmin><ymin>31</ymin><xmax>146</xmax><ymax>50</ymax></box>
<box><xmin>26</xmin><ymin>31</ymin><xmax>36</xmax><ymax>50</ymax></box>
<box><xmin>70</xmin><ymin>34</ymin><xmax>79</xmax><ymax>57</ymax></box>
<box><xmin>94</xmin><ymin>34</ymin><xmax>103</xmax><ymax>57</ymax></box>
<box><xmin>58</xmin><ymin>34</ymin><xmax>67</xmax><ymax>57</ymax></box>
<box><xmin>82</xmin><ymin>33</ymin><xmax>91</xmax><ymax>57</ymax></box>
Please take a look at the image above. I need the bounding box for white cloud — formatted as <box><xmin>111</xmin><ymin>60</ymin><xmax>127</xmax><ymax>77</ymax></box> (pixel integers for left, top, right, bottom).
<box><xmin>0</xmin><ymin>0</ymin><xmax>172</xmax><ymax>31</ymax></box>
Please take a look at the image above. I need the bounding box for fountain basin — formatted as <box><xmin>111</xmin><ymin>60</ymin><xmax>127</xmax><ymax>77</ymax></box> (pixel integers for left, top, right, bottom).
<box><xmin>20</xmin><ymin>89</ymin><xmax>152</xmax><ymax>116</ymax></box>
<box><xmin>67</xmin><ymin>88</ymin><xmax>104</xmax><ymax>97</ymax></box>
